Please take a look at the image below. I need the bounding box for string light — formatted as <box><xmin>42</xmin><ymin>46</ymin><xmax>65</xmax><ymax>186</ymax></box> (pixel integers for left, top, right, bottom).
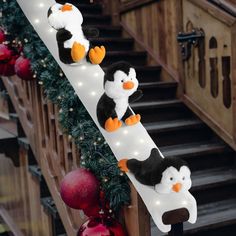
<box><xmin>134</xmin><ymin>151</ymin><xmax>139</xmax><ymax>156</ymax></box>
<box><xmin>156</xmin><ymin>201</ymin><xmax>161</xmax><ymax>205</ymax></box>
<box><xmin>69</xmin><ymin>108</ymin><xmax>74</xmax><ymax>112</ymax></box>
<box><xmin>94</xmin><ymin>72</ymin><xmax>99</xmax><ymax>77</ymax></box>
<box><xmin>90</xmin><ymin>91</ymin><xmax>96</xmax><ymax>96</ymax></box>
<box><xmin>115</xmin><ymin>142</ymin><xmax>121</xmax><ymax>147</ymax></box>
<box><xmin>81</xmin><ymin>65</ymin><xmax>87</xmax><ymax>70</ymax></box>
<box><xmin>123</xmin><ymin>129</ymin><xmax>128</xmax><ymax>135</ymax></box>
<box><xmin>39</xmin><ymin>3</ymin><xmax>45</xmax><ymax>8</ymax></box>
<box><xmin>38</xmin><ymin>81</ymin><xmax>43</xmax><ymax>85</ymax></box>
<box><xmin>78</xmin><ymin>82</ymin><xmax>83</xmax><ymax>87</ymax></box>
<box><xmin>34</xmin><ymin>19</ymin><xmax>40</xmax><ymax>24</ymax></box>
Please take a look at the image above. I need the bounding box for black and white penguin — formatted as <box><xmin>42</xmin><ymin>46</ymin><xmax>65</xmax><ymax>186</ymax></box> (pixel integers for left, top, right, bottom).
<box><xmin>118</xmin><ymin>148</ymin><xmax>192</xmax><ymax>194</ymax></box>
<box><xmin>97</xmin><ymin>61</ymin><xmax>143</xmax><ymax>132</ymax></box>
<box><xmin>48</xmin><ymin>2</ymin><xmax>106</xmax><ymax>65</ymax></box>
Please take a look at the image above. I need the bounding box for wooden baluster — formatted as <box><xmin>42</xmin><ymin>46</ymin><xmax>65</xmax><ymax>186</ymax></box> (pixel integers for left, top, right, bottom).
<box><xmin>209</xmin><ymin>37</ymin><xmax>219</xmax><ymax>98</ymax></box>
<box><xmin>222</xmin><ymin>56</ymin><xmax>231</xmax><ymax>108</ymax></box>
<box><xmin>198</xmin><ymin>29</ymin><xmax>206</xmax><ymax>88</ymax></box>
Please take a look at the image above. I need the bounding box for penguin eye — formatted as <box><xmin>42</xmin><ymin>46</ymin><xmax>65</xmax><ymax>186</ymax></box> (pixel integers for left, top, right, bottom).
<box><xmin>170</xmin><ymin>177</ymin><xmax>174</xmax><ymax>181</ymax></box>
<box><xmin>182</xmin><ymin>176</ymin><xmax>185</xmax><ymax>180</ymax></box>
<box><xmin>121</xmin><ymin>79</ymin><xmax>124</xmax><ymax>83</ymax></box>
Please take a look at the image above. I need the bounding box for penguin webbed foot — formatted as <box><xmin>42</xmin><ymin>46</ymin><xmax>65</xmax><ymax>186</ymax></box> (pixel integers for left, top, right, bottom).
<box><xmin>125</xmin><ymin>114</ymin><xmax>141</xmax><ymax>126</ymax></box>
<box><xmin>89</xmin><ymin>46</ymin><xmax>106</xmax><ymax>64</ymax></box>
<box><xmin>118</xmin><ymin>159</ymin><xmax>129</xmax><ymax>173</ymax></box>
<box><xmin>71</xmin><ymin>42</ymin><xmax>86</xmax><ymax>62</ymax></box>
<box><xmin>105</xmin><ymin>117</ymin><xmax>122</xmax><ymax>132</ymax></box>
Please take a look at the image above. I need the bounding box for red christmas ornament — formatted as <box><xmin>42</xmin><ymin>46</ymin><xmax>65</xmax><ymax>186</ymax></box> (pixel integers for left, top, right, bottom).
<box><xmin>15</xmin><ymin>56</ymin><xmax>33</xmax><ymax>80</ymax></box>
<box><xmin>77</xmin><ymin>216</ymin><xmax>127</xmax><ymax>236</ymax></box>
<box><xmin>0</xmin><ymin>44</ymin><xmax>17</xmax><ymax>76</ymax></box>
<box><xmin>0</xmin><ymin>44</ymin><xmax>11</xmax><ymax>62</ymax></box>
<box><xmin>0</xmin><ymin>29</ymin><xmax>5</xmax><ymax>44</ymax></box>
<box><xmin>60</xmin><ymin>168</ymin><xmax>99</xmax><ymax>210</ymax></box>
<box><xmin>83</xmin><ymin>204</ymin><xmax>100</xmax><ymax>218</ymax></box>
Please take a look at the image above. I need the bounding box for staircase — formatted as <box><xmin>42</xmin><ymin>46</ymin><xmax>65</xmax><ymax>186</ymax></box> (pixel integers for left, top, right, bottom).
<box><xmin>75</xmin><ymin>0</ymin><xmax>236</xmax><ymax>235</ymax></box>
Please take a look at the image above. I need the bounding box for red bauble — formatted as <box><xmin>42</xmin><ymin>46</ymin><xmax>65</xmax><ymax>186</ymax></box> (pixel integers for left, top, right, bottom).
<box><xmin>0</xmin><ymin>29</ymin><xmax>5</xmax><ymax>44</ymax></box>
<box><xmin>0</xmin><ymin>44</ymin><xmax>17</xmax><ymax>76</ymax></box>
<box><xmin>60</xmin><ymin>168</ymin><xmax>99</xmax><ymax>210</ymax></box>
<box><xmin>15</xmin><ymin>56</ymin><xmax>33</xmax><ymax>81</ymax></box>
<box><xmin>77</xmin><ymin>217</ymin><xmax>127</xmax><ymax>236</ymax></box>
<box><xmin>83</xmin><ymin>204</ymin><xmax>100</xmax><ymax>217</ymax></box>
<box><xmin>0</xmin><ymin>44</ymin><xmax>11</xmax><ymax>62</ymax></box>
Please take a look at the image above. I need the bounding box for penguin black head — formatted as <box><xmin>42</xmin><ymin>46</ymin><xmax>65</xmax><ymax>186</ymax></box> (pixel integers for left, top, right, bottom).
<box><xmin>48</xmin><ymin>3</ymin><xmax>83</xmax><ymax>30</ymax></box>
<box><xmin>103</xmin><ymin>61</ymin><xmax>139</xmax><ymax>99</ymax></box>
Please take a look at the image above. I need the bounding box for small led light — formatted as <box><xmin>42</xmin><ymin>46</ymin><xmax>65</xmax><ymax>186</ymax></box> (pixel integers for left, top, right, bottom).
<box><xmin>115</xmin><ymin>142</ymin><xmax>121</xmax><ymax>147</ymax></box>
<box><xmin>78</xmin><ymin>82</ymin><xmax>83</xmax><ymax>87</ymax></box>
<box><xmin>182</xmin><ymin>200</ymin><xmax>187</xmax><ymax>205</ymax></box>
<box><xmin>49</xmin><ymin>28</ymin><xmax>54</xmax><ymax>33</ymax></box>
<box><xmin>81</xmin><ymin>65</ymin><xmax>87</xmax><ymax>70</ymax></box>
<box><xmin>139</xmin><ymin>139</ymin><xmax>145</xmax><ymax>143</ymax></box>
<box><xmin>134</xmin><ymin>151</ymin><xmax>139</xmax><ymax>156</ymax></box>
<box><xmin>94</xmin><ymin>72</ymin><xmax>99</xmax><ymax>77</ymax></box>
<box><xmin>34</xmin><ymin>19</ymin><xmax>40</xmax><ymax>24</ymax></box>
<box><xmin>91</xmin><ymin>91</ymin><xmax>96</xmax><ymax>96</ymax></box>
<box><xmin>123</xmin><ymin>129</ymin><xmax>128</xmax><ymax>135</ymax></box>
<box><xmin>39</xmin><ymin>3</ymin><xmax>45</xmax><ymax>8</ymax></box>
<box><xmin>156</xmin><ymin>201</ymin><xmax>161</xmax><ymax>205</ymax></box>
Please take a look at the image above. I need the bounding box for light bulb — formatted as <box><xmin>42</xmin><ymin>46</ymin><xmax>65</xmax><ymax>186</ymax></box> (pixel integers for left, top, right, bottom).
<box><xmin>34</xmin><ymin>19</ymin><xmax>40</xmax><ymax>24</ymax></box>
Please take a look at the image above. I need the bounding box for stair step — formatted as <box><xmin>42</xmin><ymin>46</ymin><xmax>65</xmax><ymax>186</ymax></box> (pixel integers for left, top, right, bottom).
<box><xmin>184</xmin><ymin>198</ymin><xmax>236</xmax><ymax>235</ymax></box>
<box><xmin>74</xmin><ymin>3</ymin><xmax>102</xmax><ymax>14</ymax></box>
<box><xmin>192</xmin><ymin>167</ymin><xmax>236</xmax><ymax>192</ymax></box>
<box><xmin>190</xmin><ymin>168</ymin><xmax>236</xmax><ymax>205</ymax></box>
<box><xmin>160</xmin><ymin>141</ymin><xmax>234</xmax><ymax>171</ymax></box>
<box><xmin>144</xmin><ymin>119</ymin><xmax>213</xmax><ymax>147</ymax></box>
<box><xmin>83</xmin><ymin>14</ymin><xmax>111</xmax><ymax>25</ymax></box>
<box><xmin>101</xmin><ymin>51</ymin><xmax>147</xmax><ymax>66</ymax></box>
<box><xmin>85</xmin><ymin>25</ymin><xmax>122</xmax><ymax>37</ymax></box>
<box><xmin>132</xmin><ymin>99</ymin><xmax>194</xmax><ymax>122</ymax></box>
<box><xmin>135</xmin><ymin>66</ymin><xmax>162</xmax><ymax>82</ymax></box>
<box><xmin>139</xmin><ymin>81</ymin><xmax>178</xmax><ymax>101</ymax></box>
<box><xmin>89</xmin><ymin>38</ymin><xmax>134</xmax><ymax>51</ymax></box>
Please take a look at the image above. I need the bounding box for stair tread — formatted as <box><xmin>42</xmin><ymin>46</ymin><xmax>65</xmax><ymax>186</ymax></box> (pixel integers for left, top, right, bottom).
<box><xmin>139</xmin><ymin>81</ymin><xmax>177</xmax><ymax>89</ymax></box>
<box><xmin>0</xmin><ymin>127</ymin><xmax>15</xmax><ymax>140</ymax></box>
<box><xmin>131</xmin><ymin>99</ymin><xmax>182</xmax><ymax>109</ymax></box>
<box><xmin>144</xmin><ymin>119</ymin><xmax>204</xmax><ymax>133</ymax></box>
<box><xmin>160</xmin><ymin>141</ymin><xmax>231</xmax><ymax>158</ymax></box>
<box><xmin>106</xmin><ymin>51</ymin><xmax>147</xmax><ymax>56</ymax></box>
<box><xmin>192</xmin><ymin>167</ymin><xmax>236</xmax><ymax>190</ymax></box>
<box><xmin>89</xmin><ymin>37</ymin><xmax>133</xmax><ymax>42</ymax></box>
<box><xmin>184</xmin><ymin>198</ymin><xmax>236</xmax><ymax>233</ymax></box>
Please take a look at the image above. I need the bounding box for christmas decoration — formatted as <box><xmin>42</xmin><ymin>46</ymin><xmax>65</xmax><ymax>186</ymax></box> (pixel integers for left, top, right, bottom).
<box><xmin>60</xmin><ymin>168</ymin><xmax>100</xmax><ymax>210</ymax></box>
<box><xmin>47</xmin><ymin>2</ymin><xmax>106</xmax><ymax>65</ymax></box>
<box><xmin>1</xmin><ymin>0</ymin><xmax>130</xmax><ymax>212</ymax></box>
<box><xmin>0</xmin><ymin>44</ymin><xmax>17</xmax><ymax>76</ymax></box>
<box><xmin>97</xmin><ymin>61</ymin><xmax>142</xmax><ymax>132</ymax></box>
<box><xmin>15</xmin><ymin>56</ymin><xmax>33</xmax><ymax>80</ymax></box>
<box><xmin>77</xmin><ymin>216</ymin><xmax>127</xmax><ymax>236</ymax></box>
<box><xmin>0</xmin><ymin>29</ymin><xmax>6</xmax><ymax>44</ymax></box>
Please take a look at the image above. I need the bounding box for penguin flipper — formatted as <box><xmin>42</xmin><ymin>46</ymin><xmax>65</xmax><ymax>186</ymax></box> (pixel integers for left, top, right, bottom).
<box><xmin>56</xmin><ymin>28</ymin><xmax>72</xmax><ymax>42</ymax></box>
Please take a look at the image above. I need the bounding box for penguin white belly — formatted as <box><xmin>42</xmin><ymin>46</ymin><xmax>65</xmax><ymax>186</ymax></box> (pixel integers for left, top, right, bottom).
<box><xmin>64</xmin><ymin>28</ymin><xmax>90</xmax><ymax>52</ymax></box>
<box><xmin>114</xmin><ymin>98</ymin><xmax>128</xmax><ymax>120</ymax></box>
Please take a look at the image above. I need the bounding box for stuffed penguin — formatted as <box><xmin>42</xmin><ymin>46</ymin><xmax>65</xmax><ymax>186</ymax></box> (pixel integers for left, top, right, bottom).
<box><xmin>118</xmin><ymin>148</ymin><xmax>192</xmax><ymax>194</ymax></box>
<box><xmin>48</xmin><ymin>2</ymin><xmax>106</xmax><ymax>65</ymax></box>
<box><xmin>97</xmin><ymin>61</ymin><xmax>143</xmax><ymax>132</ymax></box>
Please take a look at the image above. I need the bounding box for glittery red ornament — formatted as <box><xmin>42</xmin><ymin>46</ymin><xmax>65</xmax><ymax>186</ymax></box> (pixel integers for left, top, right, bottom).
<box><xmin>0</xmin><ymin>44</ymin><xmax>17</xmax><ymax>76</ymax></box>
<box><xmin>15</xmin><ymin>56</ymin><xmax>33</xmax><ymax>81</ymax></box>
<box><xmin>83</xmin><ymin>204</ymin><xmax>100</xmax><ymax>218</ymax></box>
<box><xmin>60</xmin><ymin>168</ymin><xmax>99</xmax><ymax>210</ymax></box>
<box><xmin>0</xmin><ymin>29</ymin><xmax>5</xmax><ymax>44</ymax></box>
<box><xmin>77</xmin><ymin>216</ymin><xmax>127</xmax><ymax>236</ymax></box>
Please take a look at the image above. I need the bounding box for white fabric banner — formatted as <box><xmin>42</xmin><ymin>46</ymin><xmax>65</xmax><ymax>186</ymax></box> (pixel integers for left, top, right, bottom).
<box><xmin>16</xmin><ymin>0</ymin><xmax>197</xmax><ymax>233</ymax></box>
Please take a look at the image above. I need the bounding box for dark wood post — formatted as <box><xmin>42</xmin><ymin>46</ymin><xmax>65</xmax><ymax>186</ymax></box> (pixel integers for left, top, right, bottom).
<box><xmin>168</xmin><ymin>223</ymin><xmax>184</xmax><ymax>236</ymax></box>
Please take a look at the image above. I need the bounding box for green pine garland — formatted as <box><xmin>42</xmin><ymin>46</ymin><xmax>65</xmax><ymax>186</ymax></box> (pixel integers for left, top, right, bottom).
<box><xmin>0</xmin><ymin>0</ymin><xmax>130</xmax><ymax>212</ymax></box>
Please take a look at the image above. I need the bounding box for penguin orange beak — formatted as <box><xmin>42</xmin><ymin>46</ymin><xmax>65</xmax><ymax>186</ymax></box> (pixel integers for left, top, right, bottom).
<box><xmin>123</xmin><ymin>81</ymin><xmax>134</xmax><ymax>90</ymax></box>
<box><xmin>172</xmin><ymin>183</ymin><xmax>182</xmax><ymax>192</ymax></box>
<box><xmin>61</xmin><ymin>4</ymin><xmax>73</xmax><ymax>12</ymax></box>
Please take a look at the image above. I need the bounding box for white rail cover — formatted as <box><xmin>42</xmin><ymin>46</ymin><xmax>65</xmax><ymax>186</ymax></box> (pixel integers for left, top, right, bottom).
<box><xmin>16</xmin><ymin>0</ymin><xmax>197</xmax><ymax>233</ymax></box>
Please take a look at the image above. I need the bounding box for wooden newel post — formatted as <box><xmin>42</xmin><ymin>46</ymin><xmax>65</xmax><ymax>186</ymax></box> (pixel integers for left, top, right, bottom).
<box><xmin>168</xmin><ymin>223</ymin><xmax>184</xmax><ymax>236</ymax></box>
